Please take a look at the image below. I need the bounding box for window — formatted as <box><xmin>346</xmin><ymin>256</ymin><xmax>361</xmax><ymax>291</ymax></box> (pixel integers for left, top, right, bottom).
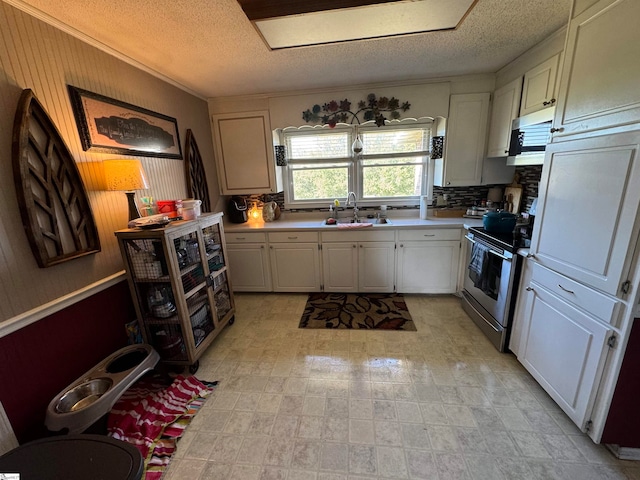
<box><xmin>281</xmin><ymin>119</ymin><xmax>432</xmax><ymax>207</ymax></box>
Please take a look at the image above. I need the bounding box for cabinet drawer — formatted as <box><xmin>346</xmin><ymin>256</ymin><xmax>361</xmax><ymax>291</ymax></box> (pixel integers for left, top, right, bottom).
<box><xmin>530</xmin><ymin>262</ymin><xmax>620</xmax><ymax>326</ymax></box>
<box><xmin>398</xmin><ymin>228</ymin><xmax>461</xmax><ymax>242</ymax></box>
<box><xmin>226</xmin><ymin>232</ymin><xmax>267</xmax><ymax>243</ymax></box>
<box><xmin>321</xmin><ymin>230</ymin><xmax>395</xmax><ymax>243</ymax></box>
<box><xmin>268</xmin><ymin>231</ymin><xmax>318</xmax><ymax>243</ymax></box>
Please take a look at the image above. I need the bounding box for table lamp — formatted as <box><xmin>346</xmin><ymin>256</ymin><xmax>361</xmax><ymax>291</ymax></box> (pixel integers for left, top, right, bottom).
<box><xmin>103</xmin><ymin>159</ymin><xmax>150</xmax><ymax>221</ymax></box>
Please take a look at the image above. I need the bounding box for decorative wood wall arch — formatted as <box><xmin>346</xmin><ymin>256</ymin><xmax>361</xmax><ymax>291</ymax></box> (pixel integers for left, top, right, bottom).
<box><xmin>184</xmin><ymin>129</ymin><xmax>211</xmax><ymax>213</ymax></box>
<box><xmin>12</xmin><ymin>89</ymin><xmax>100</xmax><ymax>267</ymax></box>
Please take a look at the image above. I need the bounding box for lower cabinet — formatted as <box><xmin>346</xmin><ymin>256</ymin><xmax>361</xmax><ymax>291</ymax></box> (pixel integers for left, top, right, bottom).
<box><xmin>509</xmin><ymin>253</ymin><xmax>533</xmax><ymax>357</ymax></box>
<box><xmin>517</xmin><ymin>262</ymin><xmax>616</xmax><ymax>429</ymax></box>
<box><xmin>268</xmin><ymin>232</ymin><xmax>321</xmax><ymax>292</ymax></box>
<box><xmin>321</xmin><ymin>242</ymin><xmax>358</xmax><ymax>292</ymax></box>
<box><xmin>225</xmin><ymin>227</ymin><xmax>465</xmax><ymax>294</ymax></box>
<box><xmin>226</xmin><ymin>232</ymin><xmax>271</xmax><ymax>292</ymax></box>
<box><xmin>321</xmin><ymin>230</ymin><xmax>396</xmax><ymax>293</ymax></box>
<box><xmin>358</xmin><ymin>242</ymin><xmax>396</xmax><ymax>292</ymax></box>
<box><xmin>396</xmin><ymin>229</ymin><xmax>461</xmax><ymax>293</ymax></box>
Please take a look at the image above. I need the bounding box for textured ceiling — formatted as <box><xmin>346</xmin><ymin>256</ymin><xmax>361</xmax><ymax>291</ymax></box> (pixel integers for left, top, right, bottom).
<box><xmin>11</xmin><ymin>0</ymin><xmax>572</xmax><ymax>98</ymax></box>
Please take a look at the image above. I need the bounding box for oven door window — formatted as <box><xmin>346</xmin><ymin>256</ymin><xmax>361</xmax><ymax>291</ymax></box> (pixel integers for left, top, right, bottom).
<box><xmin>464</xmin><ymin>240</ymin><xmax>513</xmax><ymax>326</ymax></box>
<box><xmin>468</xmin><ymin>251</ymin><xmax>501</xmax><ymax>300</ymax></box>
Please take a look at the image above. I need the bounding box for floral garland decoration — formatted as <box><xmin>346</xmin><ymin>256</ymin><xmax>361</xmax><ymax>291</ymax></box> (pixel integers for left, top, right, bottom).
<box><xmin>302</xmin><ymin>93</ymin><xmax>411</xmax><ymax>128</ymax></box>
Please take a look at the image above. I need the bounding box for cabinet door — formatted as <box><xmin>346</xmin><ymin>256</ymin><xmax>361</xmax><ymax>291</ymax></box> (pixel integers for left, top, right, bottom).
<box><xmin>322</xmin><ymin>242</ymin><xmax>358</xmax><ymax>292</ymax></box>
<box><xmin>397</xmin><ymin>241</ymin><xmax>459</xmax><ymax>293</ymax></box>
<box><xmin>520</xmin><ymin>281</ymin><xmax>612</xmax><ymax>428</ymax></box>
<box><xmin>227</xmin><ymin>244</ymin><xmax>271</xmax><ymax>292</ymax></box>
<box><xmin>553</xmin><ymin>0</ymin><xmax>640</xmax><ymax>138</ymax></box>
<box><xmin>509</xmin><ymin>256</ymin><xmax>533</xmax><ymax>357</ymax></box>
<box><xmin>487</xmin><ymin>77</ymin><xmax>523</xmax><ymax>157</ymax></box>
<box><xmin>212</xmin><ymin>110</ymin><xmax>280</xmax><ymax>194</ymax></box>
<box><xmin>530</xmin><ymin>132</ymin><xmax>640</xmax><ymax>296</ymax></box>
<box><xmin>358</xmin><ymin>242</ymin><xmax>396</xmax><ymax>293</ymax></box>
<box><xmin>270</xmin><ymin>243</ymin><xmax>321</xmax><ymax>292</ymax></box>
<box><xmin>520</xmin><ymin>54</ymin><xmax>559</xmax><ymax>116</ymax></box>
<box><xmin>435</xmin><ymin>93</ymin><xmax>489</xmax><ymax>187</ymax></box>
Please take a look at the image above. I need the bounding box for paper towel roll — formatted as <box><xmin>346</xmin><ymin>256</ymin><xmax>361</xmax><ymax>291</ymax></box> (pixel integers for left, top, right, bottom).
<box><xmin>420</xmin><ymin>196</ymin><xmax>429</xmax><ymax>220</ymax></box>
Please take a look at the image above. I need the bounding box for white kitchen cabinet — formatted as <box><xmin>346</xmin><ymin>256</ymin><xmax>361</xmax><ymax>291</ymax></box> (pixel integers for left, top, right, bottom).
<box><xmin>358</xmin><ymin>242</ymin><xmax>396</xmax><ymax>292</ymax></box>
<box><xmin>509</xmin><ymin>253</ymin><xmax>533</xmax><ymax>357</ymax></box>
<box><xmin>520</xmin><ymin>54</ymin><xmax>560</xmax><ymax>116</ymax></box>
<box><xmin>396</xmin><ymin>229</ymin><xmax>461</xmax><ymax>293</ymax></box>
<box><xmin>552</xmin><ymin>0</ymin><xmax>640</xmax><ymax>138</ymax></box>
<box><xmin>322</xmin><ymin>242</ymin><xmax>359</xmax><ymax>292</ymax></box>
<box><xmin>529</xmin><ymin>131</ymin><xmax>640</xmax><ymax>296</ymax></box>
<box><xmin>518</xmin><ymin>263</ymin><xmax>615</xmax><ymax>429</ymax></box>
<box><xmin>321</xmin><ymin>230</ymin><xmax>396</xmax><ymax>293</ymax></box>
<box><xmin>211</xmin><ymin>110</ymin><xmax>283</xmax><ymax>195</ymax></box>
<box><xmin>226</xmin><ymin>232</ymin><xmax>271</xmax><ymax>292</ymax></box>
<box><xmin>227</xmin><ymin>244</ymin><xmax>271</xmax><ymax>292</ymax></box>
<box><xmin>434</xmin><ymin>93</ymin><xmax>489</xmax><ymax>187</ymax></box>
<box><xmin>269</xmin><ymin>232</ymin><xmax>321</xmax><ymax>292</ymax></box>
<box><xmin>487</xmin><ymin>77</ymin><xmax>523</xmax><ymax>158</ymax></box>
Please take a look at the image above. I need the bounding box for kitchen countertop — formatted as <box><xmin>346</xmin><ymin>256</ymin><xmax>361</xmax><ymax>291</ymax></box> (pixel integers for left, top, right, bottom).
<box><xmin>224</xmin><ymin>212</ymin><xmax>483</xmax><ymax>232</ymax></box>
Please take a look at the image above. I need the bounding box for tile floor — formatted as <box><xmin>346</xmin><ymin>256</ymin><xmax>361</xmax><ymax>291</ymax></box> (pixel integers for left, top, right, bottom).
<box><xmin>164</xmin><ymin>294</ymin><xmax>640</xmax><ymax>480</ymax></box>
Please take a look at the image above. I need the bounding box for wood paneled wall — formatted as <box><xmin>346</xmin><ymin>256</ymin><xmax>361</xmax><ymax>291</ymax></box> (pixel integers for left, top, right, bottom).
<box><xmin>0</xmin><ymin>3</ymin><xmax>220</xmax><ymax>325</ymax></box>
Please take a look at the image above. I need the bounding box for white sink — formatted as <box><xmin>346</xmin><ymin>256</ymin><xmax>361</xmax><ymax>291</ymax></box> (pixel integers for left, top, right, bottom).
<box><xmin>322</xmin><ymin>217</ymin><xmax>392</xmax><ymax>226</ymax></box>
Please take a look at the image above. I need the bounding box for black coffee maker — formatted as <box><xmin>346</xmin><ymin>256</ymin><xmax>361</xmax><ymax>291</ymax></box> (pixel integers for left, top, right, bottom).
<box><xmin>228</xmin><ymin>196</ymin><xmax>248</xmax><ymax>223</ymax></box>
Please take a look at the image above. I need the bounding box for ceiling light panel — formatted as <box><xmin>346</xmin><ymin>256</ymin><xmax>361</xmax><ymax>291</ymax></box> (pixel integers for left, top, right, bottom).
<box><xmin>245</xmin><ymin>0</ymin><xmax>476</xmax><ymax>49</ymax></box>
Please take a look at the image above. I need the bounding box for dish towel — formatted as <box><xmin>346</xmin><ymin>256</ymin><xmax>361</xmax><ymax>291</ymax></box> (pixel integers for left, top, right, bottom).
<box><xmin>337</xmin><ymin>223</ymin><xmax>373</xmax><ymax>229</ymax></box>
<box><xmin>468</xmin><ymin>242</ymin><xmax>490</xmax><ymax>289</ymax></box>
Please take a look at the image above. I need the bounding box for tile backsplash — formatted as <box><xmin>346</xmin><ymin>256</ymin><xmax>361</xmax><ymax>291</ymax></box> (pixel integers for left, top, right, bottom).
<box><xmin>433</xmin><ymin>165</ymin><xmax>542</xmax><ymax>213</ymax></box>
<box><xmin>229</xmin><ymin>165</ymin><xmax>543</xmax><ymax>215</ymax></box>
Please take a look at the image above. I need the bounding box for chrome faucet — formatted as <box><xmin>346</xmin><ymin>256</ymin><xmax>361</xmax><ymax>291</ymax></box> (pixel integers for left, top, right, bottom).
<box><xmin>346</xmin><ymin>192</ymin><xmax>360</xmax><ymax>222</ymax></box>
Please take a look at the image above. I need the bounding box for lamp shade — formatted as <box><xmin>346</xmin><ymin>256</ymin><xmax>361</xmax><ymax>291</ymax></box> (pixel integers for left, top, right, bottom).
<box><xmin>103</xmin><ymin>159</ymin><xmax>149</xmax><ymax>191</ymax></box>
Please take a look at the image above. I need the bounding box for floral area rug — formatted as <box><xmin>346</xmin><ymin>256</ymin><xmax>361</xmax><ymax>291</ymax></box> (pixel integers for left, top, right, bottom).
<box><xmin>107</xmin><ymin>373</ymin><xmax>217</xmax><ymax>480</ymax></box>
<box><xmin>299</xmin><ymin>292</ymin><xmax>416</xmax><ymax>330</ymax></box>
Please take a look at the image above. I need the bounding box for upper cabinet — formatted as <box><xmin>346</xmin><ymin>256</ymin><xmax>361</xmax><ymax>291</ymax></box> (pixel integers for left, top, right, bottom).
<box><xmin>520</xmin><ymin>54</ymin><xmax>560</xmax><ymax>116</ymax></box>
<box><xmin>487</xmin><ymin>77</ymin><xmax>523</xmax><ymax>158</ymax></box>
<box><xmin>434</xmin><ymin>93</ymin><xmax>489</xmax><ymax>187</ymax></box>
<box><xmin>552</xmin><ymin>0</ymin><xmax>640</xmax><ymax>138</ymax></box>
<box><xmin>435</xmin><ymin>93</ymin><xmax>514</xmax><ymax>187</ymax></box>
<box><xmin>211</xmin><ymin>110</ymin><xmax>283</xmax><ymax>195</ymax></box>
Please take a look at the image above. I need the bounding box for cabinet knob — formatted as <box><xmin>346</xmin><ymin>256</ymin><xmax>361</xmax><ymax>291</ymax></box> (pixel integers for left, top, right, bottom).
<box><xmin>526</xmin><ymin>253</ymin><xmax>535</xmax><ymax>259</ymax></box>
<box><xmin>261</xmin><ymin>245</ymin><xmax>264</xmax><ymax>249</ymax></box>
<box><xmin>504</xmin><ymin>150</ymin><xmax>509</xmax><ymax>154</ymax></box>
<box><xmin>353</xmin><ymin>244</ymin><xmax>356</xmax><ymax>248</ymax></box>
<box><xmin>526</xmin><ymin>286</ymin><xmax>534</xmax><ymax>292</ymax></box>
<box><xmin>550</xmin><ymin>127</ymin><xmax>564</xmax><ymax>133</ymax></box>
<box><xmin>543</xmin><ymin>98</ymin><xmax>556</xmax><ymax>106</ymax></box>
<box><xmin>400</xmin><ymin>244</ymin><xmax>404</xmax><ymax>248</ymax></box>
<box><xmin>446</xmin><ymin>182</ymin><xmax>451</xmax><ymax>185</ymax></box>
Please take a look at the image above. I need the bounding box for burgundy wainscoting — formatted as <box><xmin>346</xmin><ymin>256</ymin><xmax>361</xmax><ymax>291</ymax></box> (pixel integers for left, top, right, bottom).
<box><xmin>0</xmin><ymin>280</ymin><xmax>136</xmax><ymax>444</ymax></box>
<box><xmin>601</xmin><ymin>318</ymin><xmax>640</xmax><ymax>447</ymax></box>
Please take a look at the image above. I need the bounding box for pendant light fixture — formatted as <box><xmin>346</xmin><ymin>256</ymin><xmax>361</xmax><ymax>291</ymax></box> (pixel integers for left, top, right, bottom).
<box><xmin>352</xmin><ymin>126</ymin><xmax>363</xmax><ymax>155</ymax></box>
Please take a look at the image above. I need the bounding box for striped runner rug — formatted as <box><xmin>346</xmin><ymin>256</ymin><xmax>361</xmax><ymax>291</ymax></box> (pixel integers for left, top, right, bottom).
<box><xmin>107</xmin><ymin>373</ymin><xmax>217</xmax><ymax>480</ymax></box>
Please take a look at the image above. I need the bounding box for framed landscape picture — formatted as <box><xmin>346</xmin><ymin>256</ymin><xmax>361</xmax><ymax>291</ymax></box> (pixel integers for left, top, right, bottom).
<box><xmin>67</xmin><ymin>85</ymin><xmax>182</xmax><ymax>159</ymax></box>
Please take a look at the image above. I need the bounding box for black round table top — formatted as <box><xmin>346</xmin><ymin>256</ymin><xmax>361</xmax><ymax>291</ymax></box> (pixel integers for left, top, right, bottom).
<box><xmin>0</xmin><ymin>434</ymin><xmax>143</xmax><ymax>480</ymax></box>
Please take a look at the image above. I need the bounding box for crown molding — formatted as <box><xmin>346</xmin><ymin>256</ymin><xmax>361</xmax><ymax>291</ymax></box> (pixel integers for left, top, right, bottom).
<box><xmin>3</xmin><ymin>0</ymin><xmax>206</xmax><ymax>100</ymax></box>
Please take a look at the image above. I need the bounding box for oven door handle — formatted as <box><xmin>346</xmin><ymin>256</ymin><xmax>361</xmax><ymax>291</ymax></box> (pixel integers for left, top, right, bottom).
<box><xmin>465</xmin><ymin>234</ymin><xmax>512</xmax><ymax>262</ymax></box>
<box><xmin>488</xmin><ymin>249</ymin><xmax>512</xmax><ymax>262</ymax></box>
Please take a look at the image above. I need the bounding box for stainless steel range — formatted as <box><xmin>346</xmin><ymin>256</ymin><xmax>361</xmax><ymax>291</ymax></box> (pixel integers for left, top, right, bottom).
<box><xmin>461</xmin><ymin>227</ymin><xmax>523</xmax><ymax>352</ymax></box>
